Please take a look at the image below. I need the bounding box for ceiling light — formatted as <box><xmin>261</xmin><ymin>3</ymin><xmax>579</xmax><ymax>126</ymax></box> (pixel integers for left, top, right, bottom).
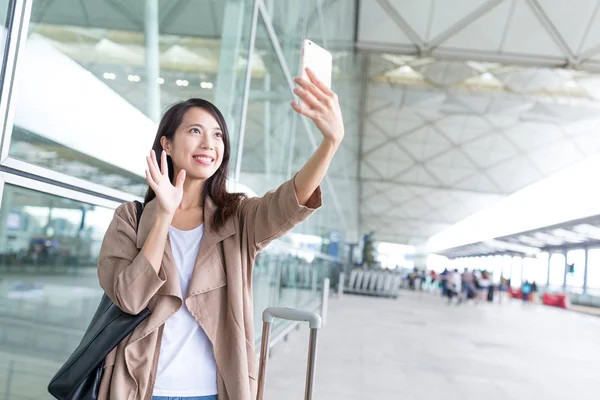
<box><xmin>398</xmin><ymin>65</ymin><xmax>413</xmax><ymax>73</ymax></box>
<box><xmin>481</xmin><ymin>72</ymin><xmax>494</xmax><ymax>80</ymax></box>
<box><xmin>200</xmin><ymin>81</ymin><xmax>213</xmax><ymax>89</ymax></box>
<box><xmin>127</xmin><ymin>74</ymin><xmax>140</xmax><ymax>82</ymax></box>
<box><xmin>157</xmin><ymin>77</ymin><xmax>164</xmax><ymax>84</ymax></box>
<box><xmin>103</xmin><ymin>72</ymin><xmax>116</xmax><ymax>80</ymax></box>
<box><xmin>176</xmin><ymin>79</ymin><xmax>189</xmax><ymax>87</ymax></box>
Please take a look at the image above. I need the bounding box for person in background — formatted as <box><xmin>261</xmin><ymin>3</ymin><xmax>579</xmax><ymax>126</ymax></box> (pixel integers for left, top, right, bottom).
<box><xmin>476</xmin><ymin>270</ymin><xmax>490</xmax><ymax>304</ymax></box>
<box><xmin>447</xmin><ymin>269</ymin><xmax>462</xmax><ymax>305</ymax></box>
<box><xmin>521</xmin><ymin>280</ymin><xmax>533</xmax><ymax>305</ymax></box>
<box><xmin>429</xmin><ymin>269</ymin><xmax>438</xmax><ymax>293</ymax></box>
<box><xmin>485</xmin><ymin>271</ymin><xmax>494</xmax><ymax>302</ymax></box>
<box><xmin>461</xmin><ymin>268</ymin><xmax>475</xmax><ymax>302</ymax></box>
<box><xmin>531</xmin><ymin>281</ymin><xmax>538</xmax><ymax>303</ymax></box>
<box><xmin>497</xmin><ymin>277</ymin><xmax>509</xmax><ymax>304</ymax></box>
<box><xmin>440</xmin><ymin>268</ymin><xmax>449</xmax><ymax>297</ymax></box>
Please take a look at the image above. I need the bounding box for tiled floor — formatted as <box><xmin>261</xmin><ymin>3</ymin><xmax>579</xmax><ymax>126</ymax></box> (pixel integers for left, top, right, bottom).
<box><xmin>264</xmin><ymin>290</ymin><xmax>600</xmax><ymax>400</ymax></box>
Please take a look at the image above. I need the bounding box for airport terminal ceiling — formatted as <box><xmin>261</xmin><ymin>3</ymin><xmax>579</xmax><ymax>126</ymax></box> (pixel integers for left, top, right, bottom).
<box><xmin>24</xmin><ymin>0</ymin><xmax>600</xmax><ymax>246</ymax></box>
<box><xmin>358</xmin><ymin>0</ymin><xmax>600</xmax><ymax>245</ymax></box>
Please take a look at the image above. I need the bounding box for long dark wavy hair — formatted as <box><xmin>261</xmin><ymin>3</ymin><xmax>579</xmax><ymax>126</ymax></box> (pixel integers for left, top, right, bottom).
<box><xmin>143</xmin><ymin>98</ymin><xmax>245</xmax><ymax>232</ymax></box>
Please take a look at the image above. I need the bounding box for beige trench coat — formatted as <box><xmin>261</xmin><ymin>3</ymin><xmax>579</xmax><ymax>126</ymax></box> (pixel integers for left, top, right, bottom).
<box><xmin>96</xmin><ymin>177</ymin><xmax>321</xmax><ymax>400</ymax></box>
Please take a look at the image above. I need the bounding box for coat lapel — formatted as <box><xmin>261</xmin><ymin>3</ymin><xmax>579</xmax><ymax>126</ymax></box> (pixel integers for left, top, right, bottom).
<box><xmin>135</xmin><ymin>196</ymin><xmax>235</xmax><ymax>299</ymax></box>
<box><xmin>187</xmin><ymin>196</ymin><xmax>235</xmax><ymax>296</ymax></box>
<box><xmin>135</xmin><ymin>199</ymin><xmax>181</xmax><ymax>299</ymax></box>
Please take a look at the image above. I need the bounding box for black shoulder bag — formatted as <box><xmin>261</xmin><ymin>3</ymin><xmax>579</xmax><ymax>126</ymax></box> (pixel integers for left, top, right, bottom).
<box><xmin>48</xmin><ymin>200</ymin><xmax>151</xmax><ymax>400</ymax></box>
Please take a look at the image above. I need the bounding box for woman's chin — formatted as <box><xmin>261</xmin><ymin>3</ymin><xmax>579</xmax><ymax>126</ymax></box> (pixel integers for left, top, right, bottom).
<box><xmin>186</xmin><ymin>169</ymin><xmax>216</xmax><ymax>181</ymax></box>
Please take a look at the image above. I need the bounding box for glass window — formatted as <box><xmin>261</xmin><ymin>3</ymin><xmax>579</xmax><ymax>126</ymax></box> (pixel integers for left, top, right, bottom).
<box><xmin>536</xmin><ymin>252</ymin><xmax>549</xmax><ymax>285</ymax></box>
<box><xmin>263</xmin><ymin>0</ymin><xmax>308</xmax><ymax>69</ymax></box>
<box><xmin>8</xmin><ymin>0</ymin><xmax>254</xmax><ymax>196</ymax></box>
<box><xmin>0</xmin><ymin>184</ymin><xmax>114</xmax><ymax>399</ymax></box>
<box><xmin>587</xmin><ymin>248</ymin><xmax>600</xmax><ymax>294</ymax></box>
<box><xmin>548</xmin><ymin>253</ymin><xmax>566</xmax><ymax>290</ymax></box>
<box><xmin>522</xmin><ymin>256</ymin><xmax>545</xmax><ymax>286</ymax></box>
<box><xmin>501</xmin><ymin>255</ymin><xmax>512</xmax><ymax>279</ymax></box>
<box><xmin>511</xmin><ymin>256</ymin><xmax>522</xmax><ymax>287</ymax></box>
<box><xmin>0</xmin><ymin>0</ymin><xmax>11</xmax><ymax>68</ymax></box>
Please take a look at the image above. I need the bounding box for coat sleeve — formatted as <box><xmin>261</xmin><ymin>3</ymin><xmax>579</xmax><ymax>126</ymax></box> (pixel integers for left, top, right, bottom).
<box><xmin>97</xmin><ymin>202</ymin><xmax>166</xmax><ymax>314</ymax></box>
<box><xmin>238</xmin><ymin>175</ymin><xmax>322</xmax><ymax>253</ymax></box>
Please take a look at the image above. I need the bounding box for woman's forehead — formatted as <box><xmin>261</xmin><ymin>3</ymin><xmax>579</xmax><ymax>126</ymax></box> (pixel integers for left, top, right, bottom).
<box><xmin>182</xmin><ymin>107</ymin><xmax>220</xmax><ymax>129</ymax></box>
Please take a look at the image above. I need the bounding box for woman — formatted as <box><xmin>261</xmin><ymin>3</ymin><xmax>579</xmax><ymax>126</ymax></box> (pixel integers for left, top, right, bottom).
<box><xmin>96</xmin><ymin>68</ymin><xmax>343</xmax><ymax>400</ymax></box>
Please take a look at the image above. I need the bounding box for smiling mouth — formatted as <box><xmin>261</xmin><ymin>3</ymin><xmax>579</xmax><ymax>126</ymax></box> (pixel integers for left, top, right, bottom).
<box><xmin>193</xmin><ymin>155</ymin><xmax>215</xmax><ymax>164</ymax></box>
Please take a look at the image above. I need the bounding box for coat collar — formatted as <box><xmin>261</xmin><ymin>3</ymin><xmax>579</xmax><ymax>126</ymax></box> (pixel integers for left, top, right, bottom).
<box><xmin>136</xmin><ymin>196</ymin><xmax>235</xmax><ymax>249</ymax></box>
<box><xmin>135</xmin><ymin>197</ymin><xmax>236</xmax><ymax>299</ymax></box>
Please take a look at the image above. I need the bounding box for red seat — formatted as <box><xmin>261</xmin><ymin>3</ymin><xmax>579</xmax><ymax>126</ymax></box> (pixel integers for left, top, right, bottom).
<box><xmin>542</xmin><ymin>293</ymin><xmax>569</xmax><ymax>309</ymax></box>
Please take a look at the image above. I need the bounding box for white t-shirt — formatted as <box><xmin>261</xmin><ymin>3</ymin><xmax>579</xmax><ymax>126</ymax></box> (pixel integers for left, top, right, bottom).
<box><xmin>153</xmin><ymin>224</ymin><xmax>218</xmax><ymax>397</ymax></box>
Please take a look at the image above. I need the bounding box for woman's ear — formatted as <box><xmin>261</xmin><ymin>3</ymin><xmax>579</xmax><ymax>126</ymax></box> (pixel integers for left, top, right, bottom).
<box><xmin>160</xmin><ymin>136</ymin><xmax>171</xmax><ymax>156</ymax></box>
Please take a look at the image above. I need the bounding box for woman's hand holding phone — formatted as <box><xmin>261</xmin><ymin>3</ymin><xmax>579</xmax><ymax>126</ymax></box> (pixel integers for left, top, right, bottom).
<box><xmin>291</xmin><ymin>68</ymin><xmax>344</xmax><ymax>147</ymax></box>
<box><xmin>145</xmin><ymin>149</ymin><xmax>186</xmax><ymax>216</ymax></box>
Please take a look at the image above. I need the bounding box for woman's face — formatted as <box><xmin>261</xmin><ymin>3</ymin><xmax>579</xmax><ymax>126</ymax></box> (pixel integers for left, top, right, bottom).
<box><xmin>162</xmin><ymin>107</ymin><xmax>225</xmax><ymax>181</ymax></box>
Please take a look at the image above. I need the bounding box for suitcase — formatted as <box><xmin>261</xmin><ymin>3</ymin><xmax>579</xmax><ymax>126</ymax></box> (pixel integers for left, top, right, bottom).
<box><xmin>257</xmin><ymin>307</ymin><xmax>323</xmax><ymax>400</ymax></box>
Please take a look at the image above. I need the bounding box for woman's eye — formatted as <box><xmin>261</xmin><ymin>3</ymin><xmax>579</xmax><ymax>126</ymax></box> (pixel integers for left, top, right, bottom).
<box><xmin>215</xmin><ymin>132</ymin><xmax>223</xmax><ymax>138</ymax></box>
<box><xmin>191</xmin><ymin>128</ymin><xmax>201</xmax><ymax>134</ymax></box>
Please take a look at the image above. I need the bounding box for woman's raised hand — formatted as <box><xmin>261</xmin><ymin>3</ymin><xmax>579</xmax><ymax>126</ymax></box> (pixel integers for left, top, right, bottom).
<box><xmin>145</xmin><ymin>150</ymin><xmax>186</xmax><ymax>215</ymax></box>
<box><xmin>291</xmin><ymin>68</ymin><xmax>344</xmax><ymax>147</ymax></box>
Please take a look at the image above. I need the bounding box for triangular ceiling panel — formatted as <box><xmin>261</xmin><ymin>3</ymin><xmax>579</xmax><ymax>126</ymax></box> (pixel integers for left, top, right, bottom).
<box><xmin>361</xmin><ymin>182</ymin><xmax>392</xmax><ymax>201</ymax></box>
<box><xmin>485</xmin><ymin>114</ymin><xmax>520</xmax><ymax>129</ymax></box>
<box><xmin>358</xmin><ymin>0</ymin><xmax>412</xmax><ymax>45</ymax></box>
<box><xmin>384</xmin><ymin>185</ymin><xmax>419</xmax><ymax>204</ymax></box>
<box><xmin>360</xmin><ymin>161</ymin><xmax>386</xmax><ymax>180</ymax></box>
<box><xmin>437</xmin><ymin>114</ymin><xmax>491</xmax><ymax>132</ymax></box>
<box><xmin>428</xmin><ymin>165</ymin><xmax>478</xmax><ymax>184</ymax></box>
<box><xmin>453</xmin><ymin>173</ymin><xmax>501</xmax><ymax>193</ymax></box>
<box><xmin>397</xmin><ymin>165</ymin><xmax>439</xmax><ymax>185</ymax></box>
<box><xmin>501</xmin><ymin>0</ymin><xmax>566</xmax><ymax>57</ymax></box>
<box><xmin>402</xmin><ymin>125</ymin><xmax>451</xmax><ymax>146</ymax></box>
<box><xmin>364</xmin><ymin>142</ymin><xmax>415</xmax><ymax>178</ymax></box>
<box><xmin>579</xmin><ymin>1</ymin><xmax>600</xmax><ymax>53</ymax></box>
<box><xmin>538</xmin><ymin>0</ymin><xmax>597</xmax><ymax>54</ymax></box>
<box><xmin>388</xmin><ymin>0</ymin><xmax>433</xmax><ymax>40</ymax></box>
<box><xmin>528</xmin><ymin>139</ymin><xmax>583</xmax><ymax>175</ymax></box>
<box><xmin>429</xmin><ymin>149</ymin><xmax>475</xmax><ymax>169</ymax></box>
<box><xmin>363</xmin><ymin>158</ymin><xmax>393</xmax><ymax>180</ymax></box>
<box><xmin>428</xmin><ymin>0</ymin><xmax>489</xmax><ymax>41</ymax></box>
<box><xmin>504</xmin><ymin>122</ymin><xmax>563</xmax><ymax>151</ymax></box>
<box><xmin>407</xmin><ymin>185</ymin><xmax>434</xmax><ymax>197</ymax></box>
<box><xmin>395</xmin><ymin>111</ymin><xmax>428</xmax><ymax>135</ymax></box>
<box><xmin>487</xmin><ymin>99</ymin><xmax>534</xmax><ymax>115</ymax></box>
<box><xmin>366</xmin><ymin>98</ymin><xmax>394</xmax><ymax>115</ymax></box>
<box><xmin>420</xmin><ymin>61</ymin><xmax>479</xmax><ymax>85</ymax></box>
<box><xmin>442</xmin><ymin>95</ymin><xmax>491</xmax><ymax>115</ymax></box>
<box><xmin>402</xmin><ymin>198</ymin><xmax>433</xmax><ymax>218</ymax></box>
<box><xmin>362</xmin><ymin>135</ymin><xmax>390</xmax><ymax>153</ymax></box>
<box><xmin>462</xmin><ymin>133</ymin><xmax>519</xmax><ymax>167</ymax></box>
<box><xmin>442</xmin><ymin>0</ymin><xmax>513</xmax><ymax>51</ymax></box>
<box><xmin>571</xmin><ymin>133</ymin><xmax>600</xmax><ymax>156</ymax></box>
<box><xmin>403</xmin><ymin>91</ymin><xmax>447</xmax><ymax>109</ymax></box>
<box><xmin>487</xmin><ymin>156</ymin><xmax>544</xmax><ymax>192</ymax></box>
<box><xmin>369</xmin><ymin>56</ymin><xmax>404</xmax><ymax>77</ymax></box>
<box><xmin>364</xmin><ymin>119</ymin><xmax>391</xmax><ymax>140</ymax></box>
<box><xmin>369</xmin><ymin>84</ymin><xmax>404</xmax><ymax>103</ymax></box>
<box><xmin>423</xmin><ymin>192</ymin><xmax>457</xmax><ymax>209</ymax></box>
<box><xmin>401</xmin><ymin>126</ymin><xmax>452</xmax><ymax>161</ymax></box>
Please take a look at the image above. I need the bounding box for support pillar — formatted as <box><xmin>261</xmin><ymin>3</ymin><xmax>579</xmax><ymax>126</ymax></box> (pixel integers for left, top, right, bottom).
<box><xmin>145</xmin><ymin>0</ymin><xmax>160</xmax><ymax>122</ymax></box>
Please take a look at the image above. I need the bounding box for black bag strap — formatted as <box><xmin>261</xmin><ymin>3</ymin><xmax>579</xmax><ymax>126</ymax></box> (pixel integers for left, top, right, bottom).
<box><xmin>133</xmin><ymin>200</ymin><xmax>144</xmax><ymax>231</ymax></box>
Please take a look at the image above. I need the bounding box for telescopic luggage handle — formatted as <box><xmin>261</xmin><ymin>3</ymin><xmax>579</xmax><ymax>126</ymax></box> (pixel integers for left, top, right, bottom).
<box><xmin>256</xmin><ymin>307</ymin><xmax>322</xmax><ymax>400</ymax></box>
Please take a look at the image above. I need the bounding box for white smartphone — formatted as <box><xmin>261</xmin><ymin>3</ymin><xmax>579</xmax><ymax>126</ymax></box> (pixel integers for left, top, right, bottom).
<box><xmin>299</xmin><ymin>39</ymin><xmax>333</xmax><ymax>92</ymax></box>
